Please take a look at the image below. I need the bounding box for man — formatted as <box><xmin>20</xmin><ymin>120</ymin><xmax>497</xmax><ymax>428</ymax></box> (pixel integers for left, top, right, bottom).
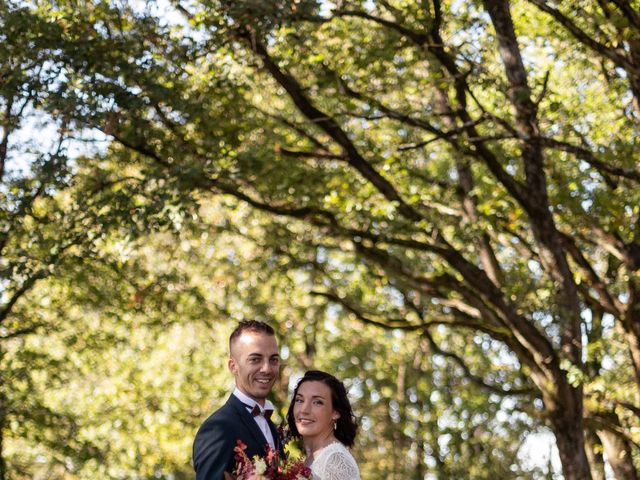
<box><xmin>193</xmin><ymin>320</ymin><xmax>282</xmax><ymax>479</ymax></box>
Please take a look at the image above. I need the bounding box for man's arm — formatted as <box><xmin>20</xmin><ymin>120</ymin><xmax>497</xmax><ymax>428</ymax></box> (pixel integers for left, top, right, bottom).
<box><xmin>193</xmin><ymin>417</ymin><xmax>235</xmax><ymax>480</ymax></box>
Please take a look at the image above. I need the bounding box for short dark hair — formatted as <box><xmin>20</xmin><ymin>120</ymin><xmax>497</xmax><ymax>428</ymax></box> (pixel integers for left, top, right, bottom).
<box><xmin>229</xmin><ymin>320</ymin><xmax>276</xmax><ymax>351</ymax></box>
<box><xmin>286</xmin><ymin>370</ymin><xmax>358</xmax><ymax>447</ymax></box>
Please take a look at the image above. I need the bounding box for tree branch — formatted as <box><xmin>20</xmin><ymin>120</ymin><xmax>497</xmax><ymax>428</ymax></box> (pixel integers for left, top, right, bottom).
<box><xmin>0</xmin><ymin>323</ymin><xmax>46</xmax><ymax>340</ymax></box>
<box><xmin>559</xmin><ymin>231</ymin><xmax>622</xmax><ymax>314</ymax></box>
<box><xmin>243</xmin><ymin>34</ymin><xmax>424</xmax><ymax>222</ymax></box>
<box><xmin>0</xmin><ymin>269</ymin><xmax>49</xmax><ymax>324</ymax></box>
<box><xmin>0</xmin><ymin>94</ymin><xmax>15</xmax><ymax>182</ymax></box>
<box><xmin>277</xmin><ymin>147</ymin><xmax>346</xmax><ymax>161</ymax></box>
<box><xmin>421</xmin><ymin>329</ymin><xmax>535</xmax><ymax>396</ymax></box>
<box><xmin>527</xmin><ymin>0</ymin><xmax>630</xmax><ymax>68</ymax></box>
<box><xmin>541</xmin><ymin>136</ymin><xmax>640</xmax><ymax>184</ymax></box>
<box><xmin>254</xmin><ymin>107</ymin><xmax>332</xmax><ymax>153</ymax></box>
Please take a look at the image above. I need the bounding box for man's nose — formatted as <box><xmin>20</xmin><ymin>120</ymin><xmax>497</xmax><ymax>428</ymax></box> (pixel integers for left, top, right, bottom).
<box><xmin>259</xmin><ymin>359</ymin><xmax>271</xmax><ymax>371</ymax></box>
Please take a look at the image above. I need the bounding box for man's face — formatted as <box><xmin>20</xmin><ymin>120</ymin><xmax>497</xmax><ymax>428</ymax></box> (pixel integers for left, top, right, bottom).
<box><xmin>229</xmin><ymin>331</ymin><xmax>280</xmax><ymax>404</ymax></box>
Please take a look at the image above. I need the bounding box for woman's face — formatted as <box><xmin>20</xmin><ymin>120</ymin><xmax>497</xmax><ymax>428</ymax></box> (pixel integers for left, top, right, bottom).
<box><xmin>293</xmin><ymin>380</ymin><xmax>339</xmax><ymax>441</ymax></box>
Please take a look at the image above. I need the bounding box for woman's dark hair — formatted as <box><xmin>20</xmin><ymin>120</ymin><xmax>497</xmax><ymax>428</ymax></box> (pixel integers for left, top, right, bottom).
<box><xmin>286</xmin><ymin>370</ymin><xmax>358</xmax><ymax>447</ymax></box>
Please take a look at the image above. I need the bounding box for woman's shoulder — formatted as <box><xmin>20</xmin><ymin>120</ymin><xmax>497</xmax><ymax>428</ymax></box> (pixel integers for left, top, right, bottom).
<box><xmin>314</xmin><ymin>442</ymin><xmax>360</xmax><ymax>480</ymax></box>
<box><xmin>321</xmin><ymin>442</ymin><xmax>353</xmax><ymax>457</ymax></box>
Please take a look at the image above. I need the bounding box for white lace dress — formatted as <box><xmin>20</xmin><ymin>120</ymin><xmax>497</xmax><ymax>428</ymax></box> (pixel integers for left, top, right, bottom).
<box><xmin>310</xmin><ymin>442</ymin><xmax>360</xmax><ymax>480</ymax></box>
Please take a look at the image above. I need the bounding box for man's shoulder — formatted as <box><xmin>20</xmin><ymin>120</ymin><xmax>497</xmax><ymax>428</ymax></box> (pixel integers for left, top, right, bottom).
<box><xmin>203</xmin><ymin>398</ymin><xmax>240</xmax><ymax>426</ymax></box>
<box><xmin>194</xmin><ymin>399</ymin><xmax>242</xmax><ymax>444</ymax></box>
<box><xmin>202</xmin><ymin>396</ymin><xmax>239</xmax><ymax>418</ymax></box>
<box><xmin>192</xmin><ymin>397</ymin><xmax>241</xmax><ymax>478</ymax></box>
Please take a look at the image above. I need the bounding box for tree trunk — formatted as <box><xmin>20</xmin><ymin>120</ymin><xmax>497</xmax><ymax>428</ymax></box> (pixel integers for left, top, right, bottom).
<box><xmin>624</xmin><ymin>323</ymin><xmax>640</xmax><ymax>396</ymax></box>
<box><xmin>0</xmin><ymin>387</ymin><xmax>6</xmax><ymax>480</ymax></box>
<box><xmin>414</xmin><ymin>425</ymin><xmax>425</xmax><ymax>480</ymax></box>
<box><xmin>552</xmin><ymin>420</ymin><xmax>592</xmax><ymax>480</ymax></box>
<box><xmin>597</xmin><ymin>414</ymin><xmax>639</xmax><ymax>480</ymax></box>
<box><xmin>545</xmin><ymin>384</ymin><xmax>592</xmax><ymax>480</ymax></box>
<box><xmin>627</xmin><ymin>39</ymin><xmax>640</xmax><ymax>116</ymax></box>
<box><xmin>0</xmin><ymin>431</ymin><xmax>5</xmax><ymax>480</ymax></box>
<box><xmin>621</xmin><ymin>291</ymin><xmax>640</xmax><ymax>395</ymax></box>
<box><xmin>482</xmin><ymin>2</ymin><xmax>591</xmax><ymax>476</ymax></box>
<box><xmin>585</xmin><ymin>429</ymin><xmax>606</xmax><ymax>480</ymax></box>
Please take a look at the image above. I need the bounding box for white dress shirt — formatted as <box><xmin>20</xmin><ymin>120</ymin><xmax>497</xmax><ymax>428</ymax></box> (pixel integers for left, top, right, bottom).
<box><xmin>232</xmin><ymin>388</ymin><xmax>276</xmax><ymax>449</ymax></box>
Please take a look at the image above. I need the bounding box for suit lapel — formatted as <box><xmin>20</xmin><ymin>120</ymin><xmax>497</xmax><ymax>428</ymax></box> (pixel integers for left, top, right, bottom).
<box><xmin>228</xmin><ymin>396</ymin><xmax>269</xmax><ymax>452</ymax></box>
<box><xmin>268</xmin><ymin>420</ymin><xmax>285</xmax><ymax>456</ymax></box>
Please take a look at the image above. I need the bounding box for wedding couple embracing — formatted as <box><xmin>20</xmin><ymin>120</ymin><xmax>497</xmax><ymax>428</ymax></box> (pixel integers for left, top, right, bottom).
<box><xmin>193</xmin><ymin>320</ymin><xmax>360</xmax><ymax>480</ymax></box>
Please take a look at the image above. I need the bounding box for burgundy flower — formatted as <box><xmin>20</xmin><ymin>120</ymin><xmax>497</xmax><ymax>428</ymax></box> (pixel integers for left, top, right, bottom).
<box><xmin>233</xmin><ymin>439</ymin><xmax>311</xmax><ymax>480</ymax></box>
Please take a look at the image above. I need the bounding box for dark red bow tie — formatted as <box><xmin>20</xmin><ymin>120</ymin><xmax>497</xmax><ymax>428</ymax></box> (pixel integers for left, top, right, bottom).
<box><xmin>250</xmin><ymin>404</ymin><xmax>273</xmax><ymax>420</ymax></box>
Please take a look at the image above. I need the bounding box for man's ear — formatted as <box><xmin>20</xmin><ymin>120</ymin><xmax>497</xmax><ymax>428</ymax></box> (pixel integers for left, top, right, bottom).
<box><xmin>228</xmin><ymin>357</ymin><xmax>237</xmax><ymax>375</ymax></box>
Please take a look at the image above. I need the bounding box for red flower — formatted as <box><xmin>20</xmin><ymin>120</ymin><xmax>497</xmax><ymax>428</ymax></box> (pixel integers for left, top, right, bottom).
<box><xmin>233</xmin><ymin>439</ymin><xmax>312</xmax><ymax>480</ymax></box>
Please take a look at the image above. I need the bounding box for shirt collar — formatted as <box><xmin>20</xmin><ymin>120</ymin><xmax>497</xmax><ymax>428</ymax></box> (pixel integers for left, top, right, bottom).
<box><xmin>233</xmin><ymin>388</ymin><xmax>275</xmax><ymax>413</ymax></box>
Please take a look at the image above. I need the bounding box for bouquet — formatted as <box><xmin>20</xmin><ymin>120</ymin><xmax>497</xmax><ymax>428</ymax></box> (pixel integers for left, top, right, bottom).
<box><xmin>233</xmin><ymin>439</ymin><xmax>312</xmax><ymax>480</ymax></box>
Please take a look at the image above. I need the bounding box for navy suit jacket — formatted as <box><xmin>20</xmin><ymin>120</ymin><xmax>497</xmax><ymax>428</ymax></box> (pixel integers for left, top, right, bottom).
<box><xmin>193</xmin><ymin>394</ymin><xmax>282</xmax><ymax>480</ymax></box>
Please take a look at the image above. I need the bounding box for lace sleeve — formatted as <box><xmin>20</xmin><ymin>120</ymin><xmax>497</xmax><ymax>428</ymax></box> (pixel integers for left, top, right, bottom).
<box><xmin>322</xmin><ymin>450</ymin><xmax>360</xmax><ymax>480</ymax></box>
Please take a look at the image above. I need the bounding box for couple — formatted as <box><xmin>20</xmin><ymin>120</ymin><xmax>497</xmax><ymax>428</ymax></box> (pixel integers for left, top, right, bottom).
<box><xmin>192</xmin><ymin>320</ymin><xmax>360</xmax><ymax>480</ymax></box>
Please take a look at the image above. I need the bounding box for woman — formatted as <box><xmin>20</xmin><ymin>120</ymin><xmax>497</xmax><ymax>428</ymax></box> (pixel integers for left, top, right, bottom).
<box><xmin>286</xmin><ymin>370</ymin><xmax>360</xmax><ymax>480</ymax></box>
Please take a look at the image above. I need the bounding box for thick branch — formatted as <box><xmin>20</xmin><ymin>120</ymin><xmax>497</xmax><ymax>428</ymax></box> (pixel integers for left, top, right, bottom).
<box><xmin>484</xmin><ymin>0</ymin><xmax>584</xmax><ymax>367</ymax></box>
<box><xmin>108</xmin><ymin>131</ymin><xmax>171</xmax><ymax>168</ymax></box>
<box><xmin>324</xmin><ymin>4</ymin><xmax>532</xmax><ymax>210</ymax></box>
<box><xmin>0</xmin><ymin>323</ymin><xmax>46</xmax><ymax>340</ymax></box>
<box><xmin>330</xmin><ymin>10</ymin><xmax>431</xmax><ymax>46</ymax></box>
<box><xmin>541</xmin><ymin>137</ymin><xmax>640</xmax><ymax>184</ymax></box>
<box><xmin>431</xmin><ymin>236</ymin><xmax>559</xmax><ymax>378</ymax></box>
<box><xmin>0</xmin><ymin>95</ymin><xmax>13</xmax><ymax>182</ymax></box>
<box><xmin>244</xmin><ymin>35</ymin><xmax>424</xmax><ymax>222</ymax></box>
<box><xmin>527</xmin><ymin>0</ymin><xmax>630</xmax><ymax>68</ymax></box>
<box><xmin>421</xmin><ymin>329</ymin><xmax>534</xmax><ymax>396</ymax></box>
<box><xmin>351</xmin><ymin>240</ymin><xmax>548</xmax><ymax>379</ymax></box>
<box><xmin>559</xmin><ymin>232</ymin><xmax>622</xmax><ymax>314</ymax></box>
<box><xmin>0</xmin><ymin>270</ymin><xmax>48</xmax><ymax>324</ymax></box>
<box><xmin>277</xmin><ymin>147</ymin><xmax>346</xmax><ymax>161</ymax></box>
<box><xmin>311</xmin><ymin>289</ymin><xmax>533</xmax><ymax>396</ymax></box>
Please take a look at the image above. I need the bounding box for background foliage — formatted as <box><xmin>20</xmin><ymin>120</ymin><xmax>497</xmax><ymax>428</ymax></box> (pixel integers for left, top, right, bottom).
<box><xmin>2</xmin><ymin>0</ymin><xmax>639</xmax><ymax>479</ymax></box>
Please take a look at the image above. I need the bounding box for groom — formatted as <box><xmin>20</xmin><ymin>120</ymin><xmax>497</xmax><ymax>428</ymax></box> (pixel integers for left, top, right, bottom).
<box><xmin>193</xmin><ymin>320</ymin><xmax>282</xmax><ymax>479</ymax></box>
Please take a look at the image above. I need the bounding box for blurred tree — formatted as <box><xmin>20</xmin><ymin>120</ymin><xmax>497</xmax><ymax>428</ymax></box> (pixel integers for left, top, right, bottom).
<box><xmin>2</xmin><ymin>0</ymin><xmax>640</xmax><ymax>479</ymax></box>
<box><xmin>0</xmin><ymin>3</ymin><xmax>199</xmax><ymax>477</ymax></box>
<box><xmin>2</xmin><ymin>196</ymin><xmax>255</xmax><ymax>479</ymax></box>
<box><xmin>301</xmin><ymin>318</ymin><xmax>544</xmax><ymax>479</ymax></box>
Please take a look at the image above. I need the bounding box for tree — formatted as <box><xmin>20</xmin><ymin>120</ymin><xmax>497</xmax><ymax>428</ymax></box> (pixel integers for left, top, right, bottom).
<box><xmin>2</xmin><ymin>231</ymin><xmax>229</xmax><ymax>479</ymax></box>
<box><xmin>3</xmin><ymin>0</ymin><xmax>640</xmax><ymax>478</ymax></box>
<box><xmin>0</xmin><ymin>3</ymin><xmax>200</xmax><ymax>477</ymax></box>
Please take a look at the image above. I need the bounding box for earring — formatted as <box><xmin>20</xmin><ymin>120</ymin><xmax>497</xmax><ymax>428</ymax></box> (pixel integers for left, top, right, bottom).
<box><xmin>333</xmin><ymin>420</ymin><xmax>337</xmax><ymax>430</ymax></box>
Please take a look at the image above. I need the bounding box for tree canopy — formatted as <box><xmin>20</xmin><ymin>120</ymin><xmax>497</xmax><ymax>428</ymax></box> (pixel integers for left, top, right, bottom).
<box><xmin>1</xmin><ymin>1</ymin><xmax>640</xmax><ymax>479</ymax></box>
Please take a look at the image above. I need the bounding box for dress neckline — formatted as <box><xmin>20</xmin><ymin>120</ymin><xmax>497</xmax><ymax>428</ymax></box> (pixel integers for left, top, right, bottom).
<box><xmin>309</xmin><ymin>441</ymin><xmax>344</xmax><ymax>466</ymax></box>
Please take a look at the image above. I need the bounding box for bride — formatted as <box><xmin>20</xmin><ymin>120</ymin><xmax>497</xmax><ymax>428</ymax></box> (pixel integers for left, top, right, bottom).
<box><xmin>286</xmin><ymin>370</ymin><xmax>360</xmax><ymax>480</ymax></box>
